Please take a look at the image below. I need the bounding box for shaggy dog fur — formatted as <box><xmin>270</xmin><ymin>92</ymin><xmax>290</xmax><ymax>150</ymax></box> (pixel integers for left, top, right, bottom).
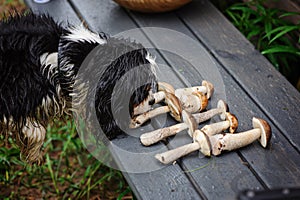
<box><xmin>0</xmin><ymin>13</ymin><xmax>157</xmax><ymax>164</ymax></box>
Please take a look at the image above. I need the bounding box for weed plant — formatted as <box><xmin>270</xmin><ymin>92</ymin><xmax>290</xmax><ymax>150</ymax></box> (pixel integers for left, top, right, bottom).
<box><xmin>224</xmin><ymin>0</ymin><xmax>300</xmax><ymax>89</ymax></box>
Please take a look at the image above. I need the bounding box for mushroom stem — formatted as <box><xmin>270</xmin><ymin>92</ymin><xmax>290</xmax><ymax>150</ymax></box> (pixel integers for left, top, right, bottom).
<box><xmin>155</xmin><ymin>142</ymin><xmax>200</xmax><ymax>165</ymax></box>
<box><xmin>175</xmin><ymin>80</ymin><xmax>214</xmax><ymax>99</ymax></box>
<box><xmin>130</xmin><ymin>92</ymin><xmax>182</xmax><ymax>128</ymax></box>
<box><xmin>209</xmin><ymin>117</ymin><xmax>271</xmax><ymax>155</ymax></box>
<box><xmin>132</xmin><ymin>81</ymin><xmax>211</xmax><ymax>116</ymax></box>
<box><xmin>193</xmin><ymin>99</ymin><xmax>228</xmax><ymax>122</ymax></box>
<box><xmin>140</xmin><ymin>123</ymin><xmax>187</xmax><ymax>146</ymax></box>
<box><xmin>133</xmin><ymin>82</ymin><xmax>174</xmax><ymax>116</ymax></box>
<box><xmin>210</xmin><ymin>129</ymin><xmax>261</xmax><ymax>155</ymax></box>
<box><xmin>130</xmin><ymin>106</ymin><xmax>170</xmax><ymax>128</ymax></box>
<box><xmin>155</xmin><ymin>118</ymin><xmax>271</xmax><ymax>164</ymax></box>
<box><xmin>155</xmin><ymin>130</ymin><xmax>210</xmax><ymax>164</ymax></box>
<box><xmin>133</xmin><ymin>91</ymin><xmax>166</xmax><ymax>115</ymax></box>
<box><xmin>200</xmin><ymin>121</ymin><xmax>230</xmax><ymax>136</ymax></box>
<box><xmin>139</xmin><ymin>100</ymin><xmax>229</xmax><ymax>146</ymax></box>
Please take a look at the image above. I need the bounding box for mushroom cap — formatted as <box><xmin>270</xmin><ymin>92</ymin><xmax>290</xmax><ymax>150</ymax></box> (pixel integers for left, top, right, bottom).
<box><xmin>192</xmin><ymin>91</ymin><xmax>208</xmax><ymax>112</ymax></box>
<box><xmin>217</xmin><ymin>100</ymin><xmax>229</xmax><ymax>120</ymax></box>
<box><xmin>193</xmin><ymin>130</ymin><xmax>211</xmax><ymax>156</ymax></box>
<box><xmin>202</xmin><ymin>80</ymin><xmax>214</xmax><ymax>99</ymax></box>
<box><xmin>157</xmin><ymin>82</ymin><xmax>175</xmax><ymax>94</ymax></box>
<box><xmin>252</xmin><ymin>117</ymin><xmax>272</xmax><ymax>148</ymax></box>
<box><xmin>164</xmin><ymin>92</ymin><xmax>182</xmax><ymax>122</ymax></box>
<box><xmin>225</xmin><ymin>112</ymin><xmax>238</xmax><ymax>133</ymax></box>
<box><xmin>182</xmin><ymin>110</ymin><xmax>197</xmax><ymax>137</ymax></box>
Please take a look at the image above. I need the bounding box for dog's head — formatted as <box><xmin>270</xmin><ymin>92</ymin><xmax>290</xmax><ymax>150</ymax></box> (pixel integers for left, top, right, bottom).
<box><xmin>58</xmin><ymin>26</ymin><xmax>158</xmax><ymax>140</ymax></box>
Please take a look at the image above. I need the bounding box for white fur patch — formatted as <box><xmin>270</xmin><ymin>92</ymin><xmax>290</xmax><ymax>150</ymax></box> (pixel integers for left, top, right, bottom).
<box><xmin>146</xmin><ymin>52</ymin><xmax>157</xmax><ymax>77</ymax></box>
<box><xmin>22</xmin><ymin>120</ymin><xmax>46</xmax><ymax>143</ymax></box>
<box><xmin>64</xmin><ymin>25</ymin><xmax>106</xmax><ymax>45</ymax></box>
<box><xmin>40</xmin><ymin>52</ymin><xmax>59</xmax><ymax>84</ymax></box>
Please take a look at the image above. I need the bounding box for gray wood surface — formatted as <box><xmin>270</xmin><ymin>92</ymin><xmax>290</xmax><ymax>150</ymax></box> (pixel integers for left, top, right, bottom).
<box><xmin>125</xmin><ymin>0</ymin><xmax>300</xmax><ymax>191</ymax></box>
<box><xmin>23</xmin><ymin>0</ymin><xmax>300</xmax><ymax>199</ymax></box>
<box><xmin>177</xmin><ymin>0</ymin><xmax>300</xmax><ymax>151</ymax></box>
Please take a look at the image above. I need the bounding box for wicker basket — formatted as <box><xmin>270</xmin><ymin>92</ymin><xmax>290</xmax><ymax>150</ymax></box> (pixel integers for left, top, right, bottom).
<box><xmin>113</xmin><ymin>0</ymin><xmax>192</xmax><ymax>13</ymax></box>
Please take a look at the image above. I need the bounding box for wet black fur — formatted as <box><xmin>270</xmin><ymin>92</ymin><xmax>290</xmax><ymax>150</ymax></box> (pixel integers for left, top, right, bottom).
<box><xmin>0</xmin><ymin>13</ymin><xmax>157</xmax><ymax>141</ymax></box>
<box><xmin>0</xmin><ymin>13</ymin><xmax>64</xmax><ymax>126</ymax></box>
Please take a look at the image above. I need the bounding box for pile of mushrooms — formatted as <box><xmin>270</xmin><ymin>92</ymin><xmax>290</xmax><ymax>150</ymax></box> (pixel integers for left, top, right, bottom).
<box><xmin>130</xmin><ymin>80</ymin><xmax>272</xmax><ymax>165</ymax></box>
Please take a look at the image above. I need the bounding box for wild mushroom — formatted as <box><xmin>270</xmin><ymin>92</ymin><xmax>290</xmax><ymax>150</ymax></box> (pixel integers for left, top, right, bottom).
<box><xmin>175</xmin><ymin>80</ymin><xmax>214</xmax><ymax>99</ymax></box>
<box><xmin>155</xmin><ymin>130</ymin><xmax>209</xmax><ymax>165</ymax></box>
<box><xmin>130</xmin><ymin>92</ymin><xmax>182</xmax><ymax>128</ymax></box>
<box><xmin>154</xmin><ymin>113</ymin><xmax>238</xmax><ymax>164</ymax></box>
<box><xmin>208</xmin><ymin>117</ymin><xmax>271</xmax><ymax>156</ymax></box>
<box><xmin>140</xmin><ymin>110</ymin><xmax>197</xmax><ymax>146</ymax></box>
<box><xmin>200</xmin><ymin>112</ymin><xmax>238</xmax><ymax>135</ymax></box>
<box><xmin>155</xmin><ymin>117</ymin><xmax>271</xmax><ymax>164</ymax></box>
<box><xmin>132</xmin><ymin>81</ymin><xmax>211</xmax><ymax>116</ymax></box>
<box><xmin>140</xmin><ymin>100</ymin><xmax>229</xmax><ymax>146</ymax></box>
<box><xmin>133</xmin><ymin>82</ymin><xmax>175</xmax><ymax>115</ymax></box>
<box><xmin>179</xmin><ymin>91</ymin><xmax>208</xmax><ymax>113</ymax></box>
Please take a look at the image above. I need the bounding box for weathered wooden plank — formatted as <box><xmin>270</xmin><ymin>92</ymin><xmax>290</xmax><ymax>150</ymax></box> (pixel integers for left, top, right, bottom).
<box><xmin>68</xmin><ymin>1</ymin><xmax>270</xmax><ymax>199</ymax></box>
<box><xmin>124</xmin><ymin>1</ymin><xmax>300</xmax><ymax>196</ymax></box>
<box><xmin>23</xmin><ymin>0</ymin><xmax>300</xmax><ymax>199</ymax></box>
<box><xmin>68</xmin><ymin>1</ymin><xmax>206</xmax><ymax>199</ymax></box>
<box><xmin>24</xmin><ymin>0</ymin><xmax>81</xmax><ymax>25</ymax></box>
<box><xmin>177</xmin><ymin>0</ymin><xmax>300</xmax><ymax>151</ymax></box>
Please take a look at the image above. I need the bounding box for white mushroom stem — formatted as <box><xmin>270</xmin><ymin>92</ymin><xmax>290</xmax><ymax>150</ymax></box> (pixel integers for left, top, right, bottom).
<box><xmin>156</xmin><ymin>118</ymin><xmax>271</xmax><ymax>164</ymax></box>
<box><xmin>209</xmin><ymin>117</ymin><xmax>271</xmax><ymax>155</ymax></box>
<box><xmin>209</xmin><ymin>129</ymin><xmax>261</xmax><ymax>156</ymax></box>
<box><xmin>140</xmin><ymin>110</ymin><xmax>196</xmax><ymax>146</ymax></box>
<box><xmin>133</xmin><ymin>91</ymin><xmax>166</xmax><ymax>115</ymax></box>
<box><xmin>154</xmin><ymin>121</ymin><xmax>233</xmax><ymax>164</ymax></box>
<box><xmin>132</xmin><ymin>92</ymin><xmax>206</xmax><ymax>129</ymax></box>
<box><xmin>155</xmin><ymin>142</ymin><xmax>200</xmax><ymax>165</ymax></box>
<box><xmin>133</xmin><ymin>82</ymin><xmax>174</xmax><ymax>115</ymax></box>
<box><xmin>200</xmin><ymin>121</ymin><xmax>231</xmax><ymax>136</ymax></box>
<box><xmin>130</xmin><ymin>106</ymin><xmax>170</xmax><ymax>128</ymax></box>
<box><xmin>175</xmin><ymin>80</ymin><xmax>214</xmax><ymax>99</ymax></box>
<box><xmin>155</xmin><ymin>130</ymin><xmax>210</xmax><ymax>165</ymax></box>
<box><xmin>130</xmin><ymin>92</ymin><xmax>182</xmax><ymax>128</ymax></box>
<box><xmin>133</xmin><ymin>81</ymin><xmax>211</xmax><ymax>116</ymax></box>
<box><xmin>155</xmin><ymin>114</ymin><xmax>239</xmax><ymax>164</ymax></box>
<box><xmin>141</xmin><ymin>123</ymin><xmax>188</xmax><ymax>146</ymax></box>
<box><xmin>140</xmin><ymin>100</ymin><xmax>228</xmax><ymax>146</ymax></box>
<box><xmin>193</xmin><ymin>99</ymin><xmax>228</xmax><ymax>122</ymax></box>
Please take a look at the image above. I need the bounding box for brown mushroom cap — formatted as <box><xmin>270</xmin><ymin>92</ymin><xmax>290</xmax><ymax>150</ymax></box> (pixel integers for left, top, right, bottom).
<box><xmin>252</xmin><ymin>117</ymin><xmax>272</xmax><ymax>148</ymax></box>
<box><xmin>193</xmin><ymin>130</ymin><xmax>211</xmax><ymax>156</ymax></box>
<box><xmin>202</xmin><ymin>80</ymin><xmax>214</xmax><ymax>99</ymax></box>
<box><xmin>217</xmin><ymin>100</ymin><xmax>229</xmax><ymax>120</ymax></box>
<box><xmin>157</xmin><ymin>82</ymin><xmax>175</xmax><ymax>94</ymax></box>
<box><xmin>164</xmin><ymin>92</ymin><xmax>182</xmax><ymax>122</ymax></box>
<box><xmin>192</xmin><ymin>91</ymin><xmax>208</xmax><ymax>112</ymax></box>
<box><xmin>225</xmin><ymin>112</ymin><xmax>238</xmax><ymax>133</ymax></box>
<box><xmin>182</xmin><ymin>110</ymin><xmax>197</xmax><ymax>137</ymax></box>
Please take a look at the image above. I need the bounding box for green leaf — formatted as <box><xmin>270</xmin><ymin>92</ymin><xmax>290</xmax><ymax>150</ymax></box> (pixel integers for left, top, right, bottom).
<box><xmin>264</xmin><ymin>22</ymin><xmax>272</xmax><ymax>40</ymax></box>
<box><xmin>247</xmin><ymin>29</ymin><xmax>261</xmax><ymax>40</ymax></box>
<box><xmin>265</xmin><ymin>26</ymin><xmax>300</xmax><ymax>44</ymax></box>
<box><xmin>262</xmin><ymin>45</ymin><xmax>300</xmax><ymax>55</ymax></box>
<box><xmin>279</xmin><ymin>12</ymin><xmax>300</xmax><ymax>18</ymax></box>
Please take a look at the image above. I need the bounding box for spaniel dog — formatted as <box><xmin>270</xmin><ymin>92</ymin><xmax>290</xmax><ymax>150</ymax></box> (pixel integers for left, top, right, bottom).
<box><xmin>0</xmin><ymin>13</ymin><xmax>157</xmax><ymax>164</ymax></box>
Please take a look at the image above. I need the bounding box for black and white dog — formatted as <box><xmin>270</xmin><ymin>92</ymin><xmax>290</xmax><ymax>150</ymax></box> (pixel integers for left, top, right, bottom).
<box><xmin>0</xmin><ymin>13</ymin><xmax>157</xmax><ymax>164</ymax></box>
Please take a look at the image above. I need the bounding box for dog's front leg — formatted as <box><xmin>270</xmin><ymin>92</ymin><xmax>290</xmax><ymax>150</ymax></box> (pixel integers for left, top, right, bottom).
<box><xmin>20</xmin><ymin>119</ymin><xmax>46</xmax><ymax>165</ymax></box>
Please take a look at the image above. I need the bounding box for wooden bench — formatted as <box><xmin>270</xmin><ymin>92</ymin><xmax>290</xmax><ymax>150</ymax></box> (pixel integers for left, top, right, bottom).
<box><xmin>24</xmin><ymin>0</ymin><xmax>300</xmax><ymax>199</ymax></box>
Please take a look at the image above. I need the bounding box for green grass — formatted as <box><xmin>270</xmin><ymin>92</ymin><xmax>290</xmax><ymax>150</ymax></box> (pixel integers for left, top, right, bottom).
<box><xmin>224</xmin><ymin>0</ymin><xmax>300</xmax><ymax>89</ymax></box>
<box><xmin>0</xmin><ymin>119</ymin><xmax>133</xmax><ymax>199</ymax></box>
